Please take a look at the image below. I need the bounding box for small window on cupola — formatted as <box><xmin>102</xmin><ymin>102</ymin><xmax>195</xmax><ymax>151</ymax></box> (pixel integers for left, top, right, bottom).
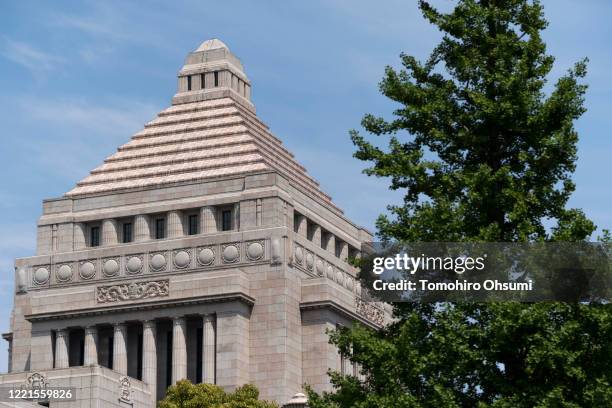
<box><xmin>187</xmin><ymin>75</ymin><xmax>192</xmax><ymax>91</ymax></box>
<box><xmin>201</xmin><ymin>73</ymin><xmax>205</xmax><ymax>89</ymax></box>
<box><xmin>214</xmin><ymin>71</ymin><xmax>219</xmax><ymax>87</ymax></box>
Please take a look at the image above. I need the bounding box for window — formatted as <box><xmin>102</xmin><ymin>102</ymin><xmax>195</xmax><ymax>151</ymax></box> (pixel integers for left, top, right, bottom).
<box><xmin>221</xmin><ymin>210</ymin><xmax>232</xmax><ymax>231</ymax></box>
<box><xmin>214</xmin><ymin>71</ymin><xmax>219</xmax><ymax>87</ymax></box>
<box><xmin>188</xmin><ymin>214</ymin><xmax>199</xmax><ymax>235</ymax></box>
<box><xmin>187</xmin><ymin>75</ymin><xmax>192</xmax><ymax>91</ymax></box>
<box><xmin>293</xmin><ymin>212</ymin><xmax>301</xmax><ymax>233</ymax></box>
<box><xmin>90</xmin><ymin>226</ymin><xmax>100</xmax><ymax>247</ymax></box>
<box><xmin>201</xmin><ymin>73</ymin><xmax>205</xmax><ymax>89</ymax></box>
<box><xmin>122</xmin><ymin>222</ymin><xmax>133</xmax><ymax>243</ymax></box>
<box><xmin>155</xmin><ymin>218</ymin><xmax>166</xmax><ymax>239</ymax></box>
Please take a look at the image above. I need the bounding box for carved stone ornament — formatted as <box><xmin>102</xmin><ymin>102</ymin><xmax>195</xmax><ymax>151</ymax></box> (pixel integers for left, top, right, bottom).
<box><xmin>246</xmin><ymin>241</ymin><xmax>265</xmax><ymax>261</ymax></box>
<box><xmin>222</xmin><ymin>244</ymin><xmax>240</xmax><ymax>263</ymax></box>
<box><xmin>197</xmin><ymin>247</ymin><xmax>215</xmax><ymax>266</ymax></box>
<box><xmin>24</xmin><ymin>372</ymin><xmax>48</xmax><ymax>389</ymax></box>
<box><xmin>173</xmin><ymin>249</ymin><xmax>191</xmax><ymax>269</ymax></box>
<box><xmin>33</xmin><ymin>266</ymin><xmax>50</xmax><ymax>285</ymax></box>
<box><xmin>355</xmin><ymin>297</ymin><xmax>385</xmax><ymax>326</ymax></box>
<box><xmin>79</xmin><ymin>261</ymin><xmax>96</xmax><ymax>280</ymax></box>
<box><xmin>294</xmin><ymin>246</ymin><xmax>304</xmax><ymax>265</ymax></box>
<box><xmin>125</xmin><ymin>255</ymin><xmax>144</xmax><ymax>275</ymax></box>
<box><xmin>118</xmin><ymin>375</ymin><xmax>132</xmax><ymax>404</ymax></box>
<box><xmin>96</xmin><ymin>280</ymin><xmax>169</xmax><ymax>304</ymax></box>
<box><xmin>149</xmin><ymin>253</ymin><xmax>167</xmax><ymax>272</ymax></box>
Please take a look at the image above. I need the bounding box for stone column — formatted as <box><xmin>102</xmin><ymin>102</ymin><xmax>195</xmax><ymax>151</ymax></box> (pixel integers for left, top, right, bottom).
<box><xmin>55</xmin><ymin>329</ymin><xmax>69</xmax><ymax>369</ymax></box>
<box><xmin>172</xmin><ymin>317</ymin><xmax>187</xmax><ymax>383</ymax></box>
<box><xmin>202</xmin><ymin>314</ymin><xmax>216</xmax><ymax>384</ymax></box>
<box><xmin>337</xmin><ymin>241</ymin><xmax>348</xmax><ymax>262</ymax></box>
<box><xmin>142</xmin><ymin>320</ymin><xmax>157</xmax><ymax>404</ymax></box>
<box><xmin>200</xmin><ymin>206</ymin><xmax>217</xmax><ymax>234</ymax></box>
<box><xmin>134</xmin><ymin>215</ymin><xmax>150</xmax><ymax>242</ymax></box>
<box><xmin>310</xmin><ymin>224</ymin><xmax>321</xmax><ymax>247</ymax></box>
<box><xmin>167</xmin><ymin>211</ymin><xmax>183</xmax><ymax>238</ymax></box>
<box><xmin>102</xmin><ymin>219</ymin><xmax>118</xmax><ymax>246</ymax></box>
<box><xmin>324</xmin><ymin>233</ymin><xmax>335</xmax><ymax>253</ymax></box>
<box><xmin>233</xmin><ymin>203</ymin><xmax>240</xmax><ymax>231</ymax></box>
<box><xmin>295</xmin><ymin>214</ymin><xmax>307</xmax><ymax>237</ymax></box>
<box><xmin>73</xmin><ymin>223</ymin><xmax>86</xmax><ymax>250</ymax></box>
<box><xmin>84</xmin><ymin>326</ymin><xmax>98</xmax><ymax>366</ymax></box>
<box><xmin>113</xmin><ymin>323</ymin><xmax>128</xmax><ymax>375</ymax></box>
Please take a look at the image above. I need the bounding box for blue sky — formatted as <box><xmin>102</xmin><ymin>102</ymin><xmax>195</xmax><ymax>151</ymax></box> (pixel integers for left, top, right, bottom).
<box><xmin>0</xmin><ymin>0</ymin><xmax>610</xmax><ymax>372</ymax></box>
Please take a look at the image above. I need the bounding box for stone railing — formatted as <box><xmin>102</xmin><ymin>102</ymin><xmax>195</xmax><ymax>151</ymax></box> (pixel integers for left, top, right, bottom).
<box><xmin>24</xmin><ymin>238</ymin><xmax>269</xmax><ymax>290</ymax></box>
<box><xmin>292</xmin><ymin>238</ymin><xmax>387</xmax><ymax>328</ymax></box>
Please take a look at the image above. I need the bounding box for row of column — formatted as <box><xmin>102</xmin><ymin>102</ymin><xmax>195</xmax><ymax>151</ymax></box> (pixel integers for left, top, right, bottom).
<box><xmin>73</xmin><ymin>206</ymin><xmax>234</xmax><ymax>249</ymax></box>
<box><xmin>294</xmin><ymin>214</ymin><xmax>349</xmax><ymax>260</ymax></box>
<box><xmin>54</xmin><ymin>315</ymin><xmax>216</xmax><ymax>402</ymax></box>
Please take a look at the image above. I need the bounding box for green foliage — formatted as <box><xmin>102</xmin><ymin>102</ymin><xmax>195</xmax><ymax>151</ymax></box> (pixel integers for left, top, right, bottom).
<box><xmin>307</xmin><ymin>304</ymin><xmax>612</xmax><ymax>408</ymax></box>
<box><xmin>307</xmin><ymin>0</ymin><xmax>611</xmax><ymax>407</ymax></box>
<box><xmin>158</xmin><ymin>381</ymin><xmax>279</xmax><ymax>408</ymax></box>
<box><xmin>350</xmin><ymin>0</ymin><xmax>595</xmax><ymax>242</ymax></box>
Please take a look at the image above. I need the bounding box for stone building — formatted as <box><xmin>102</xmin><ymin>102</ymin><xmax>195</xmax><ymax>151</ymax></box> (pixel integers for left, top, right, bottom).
<box><xmin>0</xmin><ymin>39</ymin><xmax>386</xmax><ymax>407</ymax></box>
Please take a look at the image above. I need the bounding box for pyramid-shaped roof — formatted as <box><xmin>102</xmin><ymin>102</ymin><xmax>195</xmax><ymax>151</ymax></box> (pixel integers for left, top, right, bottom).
<box><xmin>66</xmin><ymin>39</ymin><xmax>342</xmax><ymax>215</ymax></box>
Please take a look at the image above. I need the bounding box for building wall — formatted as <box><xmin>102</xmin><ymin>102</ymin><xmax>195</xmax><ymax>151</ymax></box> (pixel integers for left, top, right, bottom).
<box><xmin>6</xmin><ymin>174</ymin><xmax>383</xmax><ymax>406</ymax></box>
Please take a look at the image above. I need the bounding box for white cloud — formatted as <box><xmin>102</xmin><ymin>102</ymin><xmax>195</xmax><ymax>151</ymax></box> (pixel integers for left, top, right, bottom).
<box><xmin>14</xmin><ymin>96</ymin><xmax>161</xmax><ymax>181</ymax></box>
<box><xmin>0</xmin><ymin>37</ymin><xmax>64</xmax><ymax>76</ymax></box>
<box><xmin>21</xmin><ymin>97</ymin><xmax>159</xmax><ymax>137</ymax></box>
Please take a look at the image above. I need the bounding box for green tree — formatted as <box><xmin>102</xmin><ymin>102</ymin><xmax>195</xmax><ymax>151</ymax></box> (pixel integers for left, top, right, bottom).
<box><xmin>307</xmin><ymin>1</ymin><xmax>612</xmax><ymax>407</ymax></box>
<box><xmin>159</xmin><ymin>380</ymin><xmax>279</xmax><ymax>408</ymax></box>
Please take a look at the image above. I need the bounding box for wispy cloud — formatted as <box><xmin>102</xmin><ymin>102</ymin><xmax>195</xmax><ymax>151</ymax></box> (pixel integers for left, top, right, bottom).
<box><xmin>15</xmin><ymin>96</ymin><xmax>160</xmax><ymax>181</ymax></box>
<box><xmin>47</xmin><ymin>2</ymin><xmax>175</xmax><ymax>53</ymax></box>
<box><xmin>21</xmin><ymin>97</ymin><xmax>159</xmax><ymax>137</ymax></box>
<box><xmin>0</xmin><ymin>37</ymin><xmax>64</xmax><ymax>76</ymax></box>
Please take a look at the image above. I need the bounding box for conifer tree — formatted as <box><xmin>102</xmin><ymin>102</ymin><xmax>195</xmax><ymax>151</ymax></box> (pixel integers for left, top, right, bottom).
<box><xmin>307</xmin><ymin>1</ymin><xmax>611</xmax><ymax>407</ymax></box>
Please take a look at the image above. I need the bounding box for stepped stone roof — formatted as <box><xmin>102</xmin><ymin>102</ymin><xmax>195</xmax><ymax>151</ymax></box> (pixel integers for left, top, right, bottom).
<box><xmin>66</xmin><ymin>39</ymin><xmax>342</xmax><ymax>214</ymax></box>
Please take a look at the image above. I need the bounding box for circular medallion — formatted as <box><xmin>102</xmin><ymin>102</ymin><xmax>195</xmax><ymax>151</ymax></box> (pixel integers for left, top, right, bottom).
<box><xmin>294</xmin><ymin>247</ymin><xmax>304</xmax><ymax>264</ymax></box>
<box><xmin>305</xmin><ymin>253</ymin><xmax>314</xmax><ymax>270</ymax></box>
<box><xmin>103</xmin><ymin>259</ymin><xmax>119</xmax><ymax>276</ymax></box>
<box><xmin>126</xmin><ymin>256</ymin><xmax>143</xmax><ymax>274</ymax></box>
<box><xmin>316</xmin><ymin>259</ymin><xmax>325</xmax><ymax>276</ymax></box>
<box><xmin>326</xmin><ymin>265</ymin><xmax>334</xmax><ymax>279</ymax></box>
<box><xmin>222</xmin><ymin>245</ymin><xmax>239</xmax><ymax>263</ymax></box>
<box><xmin>33</xmin><ymin>267</ymin><xmax>49</xmax><ymax>285</ymax></box>
<box><xmin>197</xmin><ymin>248</ymin><xmax>215</xmax><ymax>266</ymax></box>
<box><xmin>150</xmin><ymin>254</ymin><xmax>166</xmax><ymax>271</ymax></box>
<box><xmin>174</xmin><ymin>251</ymin><xmax>190</xmax><ymax>268</ymax></box>
<box><xmin>79</xmin><ymin>262</ymin><xmax>96</xmax><ymax>279</ymax></box>
<box><xmin>246</xmin><ymin>242</ymin><xmax>264</xmax><ymax>260</ymax></box>
<box><xmin>336</xmin><ymin>270</ymin><xmax>343</xmax><ymax>285</ymax></box>
<box><xmin>56</xmin><ymin>264</ymin><xmax>73</xmax><ymax>282</ymax></box>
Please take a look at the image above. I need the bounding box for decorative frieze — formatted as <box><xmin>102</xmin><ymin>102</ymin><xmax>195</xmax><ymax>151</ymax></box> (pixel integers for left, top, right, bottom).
<box><xmin>118</xmin><ymin>375</ymin><xmax>132</xmax><ymax>404</ymax></box>
<box><xmin>96</xmin><ymin>279</ymin><xmax>169</xmax><ymax>303</ymax></box>
<box><xmin>27</xmin><ymin>239</ymin><xmax>270</xmax><ymax>289</ymax></box>
<box><xmin>23</xmin><ymin>372</ymin><xmax>49</xmax><ymax>390</ymax></box>
<box><xmin>355</xmin><ymin>297</ymin><xmax>385</xmax><ymax>327</ymax></box>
